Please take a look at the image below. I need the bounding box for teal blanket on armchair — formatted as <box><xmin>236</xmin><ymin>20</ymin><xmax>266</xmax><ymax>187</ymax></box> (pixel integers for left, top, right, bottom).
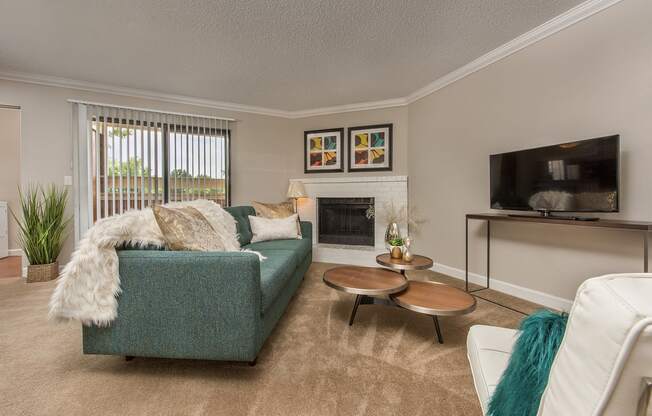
<box><xmin>83</xmin><ymin>206</ymin><xmax>312</xmax><ymax>363</ymax></box>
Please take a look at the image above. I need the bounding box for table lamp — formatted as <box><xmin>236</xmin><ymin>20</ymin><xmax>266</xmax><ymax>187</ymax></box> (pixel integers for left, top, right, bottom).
<box><xmin>287</xmin><ymin>181</ymin><xmax>307</xmax><ymax>213</ymax></box>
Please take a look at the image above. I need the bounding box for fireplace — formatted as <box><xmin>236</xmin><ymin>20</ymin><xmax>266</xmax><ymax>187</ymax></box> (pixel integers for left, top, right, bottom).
<box><xmin>317</xmin><ymin>197</ymin><xmax>374</xmax><ymax>246</ymax></box>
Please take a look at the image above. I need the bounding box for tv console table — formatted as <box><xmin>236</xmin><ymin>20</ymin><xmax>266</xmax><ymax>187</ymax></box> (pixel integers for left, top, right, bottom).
<box><xmin>465</xmin><ymin>213</ymin><xmax>652</xmax><ymax>314</ymax></box>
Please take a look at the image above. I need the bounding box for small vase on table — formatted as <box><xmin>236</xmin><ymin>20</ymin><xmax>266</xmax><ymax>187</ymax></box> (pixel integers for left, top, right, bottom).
<box><xmin>402</xmin><ymin>237</ymin><xmax>413</xmax><ymax>262</ymax></box>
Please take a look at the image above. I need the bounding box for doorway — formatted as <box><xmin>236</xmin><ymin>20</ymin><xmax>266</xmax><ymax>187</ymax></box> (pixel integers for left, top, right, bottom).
<box><xmin>0</xmin><ymin>105</ymin><xmax>21</xmax><ymax>277</ymax></box>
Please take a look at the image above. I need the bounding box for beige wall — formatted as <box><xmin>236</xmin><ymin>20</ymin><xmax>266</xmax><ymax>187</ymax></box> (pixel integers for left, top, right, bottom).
<box><xmin>289</xmin><ymin>106</ymin><xmax>409</xmax><ymax>179</ymax></box>
<box><xmin>0</xmin><ymin>80</ymin><xmax>405</xmax><ymax>264</ymax></box>
<box><xmin>0</xmin><ymin>107</ymin><xmax>21</xmax><ymax>251</ymax></box>
<box><xmin>408</xmin><ymin>0</ymin><xmax>652</xmax><ymax>301</ymax></box>
<box><xmin>0</xmin><ymin>80</ymin><xmax>297</xmax><ymax>263</ymax></box>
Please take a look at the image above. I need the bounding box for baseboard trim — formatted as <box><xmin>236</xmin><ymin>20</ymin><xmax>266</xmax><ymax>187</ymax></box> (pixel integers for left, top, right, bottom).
<box><xmin>312</xmin><ymin>244</ymin><xmax>574</xmax><ymax>311</ymax></box>
<box><xmin>8</xmin><ymin>249</ymin><xmax>23</xmax><ymax>257</ymax></box>
<box><xmin>431</xmin><ymin>262</ymin><xmax>573</xmax><ymax>312</ymax></box>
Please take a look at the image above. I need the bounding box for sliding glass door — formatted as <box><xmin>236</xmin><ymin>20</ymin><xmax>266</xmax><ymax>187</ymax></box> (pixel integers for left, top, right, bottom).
<box><xmin>79</xmin><ymin>105</ymin><xmax>231</xmax><ymax>224</ymax></box>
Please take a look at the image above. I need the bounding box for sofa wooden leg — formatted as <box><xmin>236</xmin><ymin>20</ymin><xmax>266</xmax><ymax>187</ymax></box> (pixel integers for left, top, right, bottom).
<box><xmin>125</xmin><ymin>355</ymin><xmax>134</xmax><ymax>362</ymax></box>
<box><xmin>248</xmin><ymin>358</ymin><xmax>257</xmax><ymax>367</ymax></box>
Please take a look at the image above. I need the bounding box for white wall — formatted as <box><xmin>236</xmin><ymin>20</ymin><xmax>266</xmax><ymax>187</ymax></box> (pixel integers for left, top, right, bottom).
<box><xmin>407</xmin><ymin>0</ymin><xmax>652</xmax><ymax>301</ymax></box>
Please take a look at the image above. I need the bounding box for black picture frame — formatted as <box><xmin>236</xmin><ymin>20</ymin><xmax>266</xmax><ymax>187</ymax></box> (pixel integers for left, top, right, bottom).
<box><xmin>347</xmin><ymin>123</ymin><xmax>393</xmax><ymax>172</ymax></box>
<box><xmin>304</xmin><ymin>128</ymin><xmax>345</xmax><ymax>173</ymax></box>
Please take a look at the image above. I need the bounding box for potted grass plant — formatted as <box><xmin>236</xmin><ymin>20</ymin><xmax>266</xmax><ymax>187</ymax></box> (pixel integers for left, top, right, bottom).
<box><xmin>12</xmin><ymin>184</ymin><xmax>70</xmax><ymax>282</ymax></box>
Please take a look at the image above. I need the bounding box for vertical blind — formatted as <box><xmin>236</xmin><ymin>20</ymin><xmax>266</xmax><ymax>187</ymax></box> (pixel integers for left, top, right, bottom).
<box><xmin>72</xmin><ymin>102</ymin><xmax>232</xmax><ymax>241</ymax></box>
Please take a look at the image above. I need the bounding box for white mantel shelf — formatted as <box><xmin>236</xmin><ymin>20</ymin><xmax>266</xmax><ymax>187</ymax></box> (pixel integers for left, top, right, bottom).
<box><xmin>291</xmin><ymin>175</ymin><xmax>407</xmax><ymax>185</ymax></box>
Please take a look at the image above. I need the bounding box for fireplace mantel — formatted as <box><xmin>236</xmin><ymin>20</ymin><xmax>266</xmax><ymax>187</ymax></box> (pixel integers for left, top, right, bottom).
<box><xmin>297</xmin><ymin>175</ymin><xmax>408</xmax><ymax>185</ymax></box>
<box><xmin>292</xmin><ymin>176</ymin><xmax>408</xmax><ymax>266</ymax></box>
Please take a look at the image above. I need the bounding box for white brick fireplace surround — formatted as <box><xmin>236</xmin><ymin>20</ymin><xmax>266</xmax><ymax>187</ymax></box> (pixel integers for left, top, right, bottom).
<box><xmin>293</xmin><ymin>176</ymin><xmax>408</xmax><ymax>266</ymax></box>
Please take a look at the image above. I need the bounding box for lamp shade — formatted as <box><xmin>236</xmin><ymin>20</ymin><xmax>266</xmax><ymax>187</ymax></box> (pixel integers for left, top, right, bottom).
<box><xmin>287</xmin><ymin>181</ymin><xmax>307</xmax><ymax>198</ymax></box>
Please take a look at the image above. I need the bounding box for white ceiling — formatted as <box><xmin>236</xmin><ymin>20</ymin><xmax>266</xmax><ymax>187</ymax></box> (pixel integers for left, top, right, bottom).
<box><xmin>0</xmin><ymin>0</ymin><xmax>585</xmax><ymax>112</ymax></box>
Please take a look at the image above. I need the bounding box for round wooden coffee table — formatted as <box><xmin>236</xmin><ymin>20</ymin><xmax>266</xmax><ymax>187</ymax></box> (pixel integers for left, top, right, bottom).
<box><xmin>323</xmin><ymin>266</ymin><xmax>408</xmax><ymax>325</ymax></box>
<box><xmin>323</xmin><ymin>264</ymin><xmax>476</xmax><ymax>344</ymax></box>
<box><xmin>376</xmin><ymin>253</ymin><xmax>433</xmax><ymax>275</ymax></box>
<box><xmin>390</xmin><ymin>281</ymin><xmax>476</xmax><ymax>343</ymax></box>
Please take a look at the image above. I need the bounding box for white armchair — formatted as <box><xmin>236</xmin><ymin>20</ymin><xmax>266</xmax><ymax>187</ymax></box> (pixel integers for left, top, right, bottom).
<box><xmin>467</xmin><ymin>273</ymin><xmax>652</xmax><ymax>415</ymax></box>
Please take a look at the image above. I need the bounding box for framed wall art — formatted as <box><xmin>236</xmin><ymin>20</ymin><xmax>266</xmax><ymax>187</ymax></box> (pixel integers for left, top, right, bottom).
<box><xmin>348</xmin><ymin>123</ymin><xmax>393</xmax><ymax>172</ymax></box>
<box><xmin>304</xmin><ymin>128</ymin><xmax>344</xmax><ymax>173</ymax></box>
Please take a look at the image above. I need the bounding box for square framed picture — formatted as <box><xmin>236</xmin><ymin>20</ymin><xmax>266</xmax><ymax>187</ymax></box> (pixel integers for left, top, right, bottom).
<box><xmin>348</xmin><ymin>123</ymin><xmax>393</xmax><ymax>172</ymax></box>
<box><xmin>304</xmin><ymin>128</ymin><xmax>344</xmax><ymax>173</ymax></box>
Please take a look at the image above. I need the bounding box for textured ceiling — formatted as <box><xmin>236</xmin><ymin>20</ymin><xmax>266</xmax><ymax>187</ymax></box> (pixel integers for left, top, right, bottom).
<box><xmin>0</xmin><ymin>0</ymin><xmax>584</xmax><ymax>111</ymax></box>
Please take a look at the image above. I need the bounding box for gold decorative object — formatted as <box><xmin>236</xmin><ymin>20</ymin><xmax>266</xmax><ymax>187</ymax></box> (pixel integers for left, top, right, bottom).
<box><xmin>385</xmin><ymin>222</ymin><xmax>400</xmax><ymax>247</ymax></box>
<box><xmin>402</xmin><ymin>236</ymin><xmax>413</xmax><ymax>262</ymax></box>
<box><xmin>390</xmin><ymin>245</ymin><xmax>403</xmax><ymax>259</ymax></box>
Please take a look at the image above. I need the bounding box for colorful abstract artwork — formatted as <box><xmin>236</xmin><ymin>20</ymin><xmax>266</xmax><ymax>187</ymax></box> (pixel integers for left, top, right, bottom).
<box><xmin>304</xmin><ymin>128</ymin><xmax>344</xmax><ymax>173</ymax></box>
<box><xmin>348</xmin><ymin>124</ymin><xmax>392</xmax><ymax>172</ymax></box>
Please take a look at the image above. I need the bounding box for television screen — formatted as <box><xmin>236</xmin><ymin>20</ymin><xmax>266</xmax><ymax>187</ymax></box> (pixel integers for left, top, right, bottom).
<box><xmin>490</xmin><ymin>135</ymin><xmax>619</xmax><ymax>213</ymax></box>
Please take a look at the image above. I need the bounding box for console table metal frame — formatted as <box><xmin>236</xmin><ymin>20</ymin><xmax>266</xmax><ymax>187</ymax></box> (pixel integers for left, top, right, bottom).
<box><xmin>465</xmin><ymin>213</ymin><xmax>652</xmax><ymax>315</ymax></box>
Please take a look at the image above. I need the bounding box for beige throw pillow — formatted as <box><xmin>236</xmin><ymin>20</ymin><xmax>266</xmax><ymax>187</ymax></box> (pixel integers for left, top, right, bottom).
<box><xmin>153</xmin><ymin>205</ymin><xmax>226</xmax><ymax>251</ymax></box>
<box><xmin>249</xmin><ymin>214</ymin><xmax>301</xmax><ymax>243</ymax></box>
<box><xmin>252</xmin><ymin>201</ymin><xmax>302</xmax><ymax>237</ymax></box>
<box><xmin>251</xmin><ymin>201</ymin><xmax>294</xmax><ymax>218</ymax></box>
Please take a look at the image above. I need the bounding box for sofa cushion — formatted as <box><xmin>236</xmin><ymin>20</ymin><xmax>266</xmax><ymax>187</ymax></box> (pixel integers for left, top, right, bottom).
<box><xmin>224</xmin><ymin>206</ymin><xmax>255</xmax><ymax>246</ymax></box>
<box><xmin>467</xmin><ymin>325</ymin><xmax>517</xmax><ymax>414</ymax></box>
<box><xmin>258</xmin><ymin>249</ymin><xmax>300</xmax><ymax>313</ymax></box>
<box><xmin>245</xmin><ymin>237</ymin><xmax>311</xmax><ymax>265</ymax></box>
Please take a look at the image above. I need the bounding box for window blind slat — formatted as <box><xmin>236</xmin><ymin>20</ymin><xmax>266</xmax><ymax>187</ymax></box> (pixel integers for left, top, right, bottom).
<box><xmin>126</xmin><ymin>109</ymin><xmax>131</xmax><ymax>212</ymax></box>
<box><xmin>154</xmin><ymin>113</ymin><xmax>159</xmax><ymax>205</ymax></box>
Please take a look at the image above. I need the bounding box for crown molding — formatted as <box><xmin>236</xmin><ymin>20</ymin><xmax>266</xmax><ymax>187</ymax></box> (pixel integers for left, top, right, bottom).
<box><xmin>0</xmin><ymin>69</ymin><xmax>292</xmax><ymax>118</ymax></box>
<box><xmin>285</xmin><ymin>97</ymin><xmax>408</xmax><ymax>119</ymax></box>
<box><xmin>406</xmin><ymin>0</ymin><xmax>623</xmax><ymax>104</ymax></box>
<box><xmin>0</xmin><ymin>0</ymin><xmax>623</xmax><ymax>119</ymax></box>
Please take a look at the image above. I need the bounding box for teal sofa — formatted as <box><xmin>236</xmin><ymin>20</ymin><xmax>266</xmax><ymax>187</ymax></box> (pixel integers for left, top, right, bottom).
<box><xmin>82</xmin><ymin>206</ymin><xmax>312</xmax><ymax>364</ymax></box>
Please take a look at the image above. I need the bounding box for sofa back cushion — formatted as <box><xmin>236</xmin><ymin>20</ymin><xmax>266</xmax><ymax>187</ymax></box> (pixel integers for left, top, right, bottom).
<box><xmin>224</xmin><ymin>206</ymin><xmax>255</xmax><ymax>245</ymax></box>
<box><xmin>537</xmin><ymin>274</ymin><xmax>652</xmax><ymax>416</ymax></box>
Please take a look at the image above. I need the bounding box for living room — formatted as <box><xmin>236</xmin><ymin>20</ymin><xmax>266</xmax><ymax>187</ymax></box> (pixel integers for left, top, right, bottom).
<box><xmin>1</xmin><ymin>0</ymin><xmax>650</xmax><ymax>415</ymax></box>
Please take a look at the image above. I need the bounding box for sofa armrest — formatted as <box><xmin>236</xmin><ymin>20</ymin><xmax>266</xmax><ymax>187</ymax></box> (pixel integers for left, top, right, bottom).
<box><xmin>84</xmin><ymin>250</ymin><xmax>263</xmax><ymax>361</ymax></box>
<box><xmin>300</xmin><ymin>221</ymin><xmax>312</xmax><ymax>241</ymax></box>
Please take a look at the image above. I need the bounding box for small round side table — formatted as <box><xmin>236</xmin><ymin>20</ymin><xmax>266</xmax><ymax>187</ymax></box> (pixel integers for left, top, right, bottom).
<box><xmin>376</xmin><ymin>253</ymin><xmax>434</xmax><ymax>276</ymax></box>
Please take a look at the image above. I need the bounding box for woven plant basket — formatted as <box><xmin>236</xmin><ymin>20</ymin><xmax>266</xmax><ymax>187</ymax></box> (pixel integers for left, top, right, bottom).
<box><xmin>26</xmin><ymin>261</ymin><xmax>59</xmax><ymax>283</ymax></box>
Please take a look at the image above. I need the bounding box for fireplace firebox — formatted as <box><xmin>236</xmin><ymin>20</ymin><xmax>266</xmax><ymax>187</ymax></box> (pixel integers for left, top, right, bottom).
<box><xmin>317</xmin><ymin>197</ymin><xmax>374</xmax><ymax>246</ymax></box>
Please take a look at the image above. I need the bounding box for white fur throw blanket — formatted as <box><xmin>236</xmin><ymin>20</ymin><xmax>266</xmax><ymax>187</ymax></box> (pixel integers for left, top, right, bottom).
<box><xmin>49</xmin><ymin>200</ymin><xmax>243</xmax><ymax>326</ymax></box>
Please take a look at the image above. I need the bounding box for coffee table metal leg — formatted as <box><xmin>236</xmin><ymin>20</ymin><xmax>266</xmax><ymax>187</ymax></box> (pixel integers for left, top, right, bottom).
<box><xmin>349</xmin><ymin>295</ymin><xmax>362</xmax><ymax>326</ymax></box>
<box><xmin>432</xmin><ymin>315</ymin><xmax>444</xmax><ymax>344</ymax></box>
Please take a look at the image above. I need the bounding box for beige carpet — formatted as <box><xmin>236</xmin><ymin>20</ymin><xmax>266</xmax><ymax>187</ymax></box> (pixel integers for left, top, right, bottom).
<box><xmin>0</xmin><ymin>262</ymin><xmax>539</xmax><ymax>416</ymax></box>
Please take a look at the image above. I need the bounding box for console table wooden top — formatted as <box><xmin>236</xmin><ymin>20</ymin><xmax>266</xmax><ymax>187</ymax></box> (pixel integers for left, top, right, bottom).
<box><xmin>466</xmin><ymin>213</ymin><xmax>652</xmax><ymax>232</ymax></box>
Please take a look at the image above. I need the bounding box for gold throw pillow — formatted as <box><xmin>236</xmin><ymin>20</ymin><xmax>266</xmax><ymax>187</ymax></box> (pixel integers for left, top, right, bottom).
<box><xmin>153</xmin><ymin>205</ymin><xmax>226</xmax><ymax>251</ymax></box>
<box><xmin>252</xmin><ymin>201</ymin><xmax>302</xmax><ymax>237</ymax></box>
<box><xmin>251</xmin><ymin>201</ymin><xmax>294</xmax><ymax>218</ymax></box>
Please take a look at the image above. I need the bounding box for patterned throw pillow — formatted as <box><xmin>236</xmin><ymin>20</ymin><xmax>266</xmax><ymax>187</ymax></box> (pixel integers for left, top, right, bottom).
<box><xmin>251</xmin><ymin>201</ymin><xmax>294</xmax><ymax>218</ymax></box>
<box><xmin>252</xmin><ymin>201</ymin><xmax>302</xmax><ymax>237</ymax></box>
<box><xmin>153</xmin><ymin>205</ymin><xmax>226</xmax><ymax>251</ymax></box>
<box><xmin>248</xmin><ymin>214</ymin><xmax>301</xmax><ymax>243</ymax></box>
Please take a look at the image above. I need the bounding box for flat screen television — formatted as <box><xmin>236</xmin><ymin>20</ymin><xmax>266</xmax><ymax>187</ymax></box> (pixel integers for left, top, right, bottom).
<box><xmin>490</xmin><ymin>135</ymin><xmax>619</xmax><ymax>214</ymax></box>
